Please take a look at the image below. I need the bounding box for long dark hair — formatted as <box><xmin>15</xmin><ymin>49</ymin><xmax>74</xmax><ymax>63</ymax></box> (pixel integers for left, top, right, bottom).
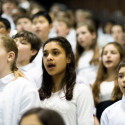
<box><xmin>19</xmin><ymin>108</ymin><xmax>65</xmax><ymax>125</ymax></box>
<box><xmin>39</xmin><ymin>36</ymin><xmax>76</xmax><ymax>100</ymax></box>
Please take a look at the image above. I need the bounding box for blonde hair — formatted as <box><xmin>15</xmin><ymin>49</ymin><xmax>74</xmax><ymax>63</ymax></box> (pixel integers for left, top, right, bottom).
<box><xmin>0</xmin><ymin>34</ymin><xmax>24</xmax><ymax>79</ymax></box>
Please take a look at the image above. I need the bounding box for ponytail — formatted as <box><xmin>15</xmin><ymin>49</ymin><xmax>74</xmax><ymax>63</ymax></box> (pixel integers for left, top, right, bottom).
<box><xmin>12</xmin><ymin>61</ymin><xmax>24</xmax><ymax>80</ymax></box>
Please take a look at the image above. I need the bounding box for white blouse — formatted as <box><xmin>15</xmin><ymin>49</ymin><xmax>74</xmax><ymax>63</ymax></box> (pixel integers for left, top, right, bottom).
<box><xmin>101</xmin><ymin>95</ymin><xmax>125</xmax><ymax>125</ymax></box>
<box><xmin>76</xmin><ymin>50</ymin><xmax>98</xmax><ymax>85</ymax></box>
<box><xmin>0</xmin><ymin>74</ymin><xmax>40</xmax><ymax>125</ymax></box>
<box><xmin>99</xmin><ymin>81</ymin><xmax>114</xmax><ymax>102</ymax></box>
<box><xmin>41</xmin><ymin>83</ymin><xmax>94</xmax><ymax>125</ymax></box>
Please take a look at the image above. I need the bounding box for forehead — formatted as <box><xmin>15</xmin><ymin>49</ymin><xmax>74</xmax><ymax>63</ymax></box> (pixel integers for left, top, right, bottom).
<box><xmin>76</xmin><ymin>25</ymin><xmax>88</xmax><ymax>32</ymax></box>
<box><xmin>17</xmin><ymin>18</ymin><xmax>31</xmax><ymax>22</ymax></box>
<box><xmin>44</xmin><ymin>41</ymin><xmax>64</xmax><ymax>51</ymax></box>
<box><xmin>15</xmin><ymin>36</ymin><xmax>28</xmax><ymax>42</ymax></box>
<box><xmin>56</xmin><ymin>21</ymin><xmax>67</xmax><ymax>25</ymax></box>
<box><xmin>104</xmin><ymin>44</ymin><xmax>117</xmax><ymax>51</ymax></box>
<box><xmin>112</xmin><ymin>25</ymin><xmax>122</xmax><ymax>31</ymax></box>
<box><xmin>33</xmin><ymin>16</ymin><xmax>49</xmax><ymax>22</ymax></box>
<box><xmin>119</xmin><ymin>67</ymin><xmax>125</xmax><ymax>73</ymax></box>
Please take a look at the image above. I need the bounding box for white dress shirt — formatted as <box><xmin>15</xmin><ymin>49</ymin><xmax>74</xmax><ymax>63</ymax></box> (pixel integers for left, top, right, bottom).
<box><xmin>32</xmin><ymin>47</ymin><xmax>43</xmax><ymax>66</ymax></box>
<box><xmin>0</xmin><ymin>73</ymin><xmax>40</xmax><ymax>125</ymax></box>
<box><xmin>101</xmin><ymin>95</ymin><xmax>125</xmax><ymax>125</ymax></box>
<box><xmin>19</xmin><ymin>62</ymin><xmax>42</xmax><ymax>89</ymax></box>
<box><xmin>40</xmin><ymin>83</ymin><xmax>94</xmax><ymax>125</ymax></box>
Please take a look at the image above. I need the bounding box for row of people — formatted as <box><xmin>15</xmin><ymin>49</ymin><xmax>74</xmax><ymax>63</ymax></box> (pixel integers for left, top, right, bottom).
<box><xmin>0</xmin><ymin>34</ymin><xmax>94</xmax><ymax>125</ymax></box>
<box><xmin>1</xmin><ymin>33</ymin><xmax>125</xmax><ymax>125</ymax></box>
<box><xmin>1</xmin><ymin>10</ymin><xmax>125</xmax><ymax>124</ymax></box>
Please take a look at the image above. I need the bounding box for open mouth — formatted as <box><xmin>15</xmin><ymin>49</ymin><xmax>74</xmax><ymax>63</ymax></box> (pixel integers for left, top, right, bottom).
<box><xmin>36</xmin><ymin>30</ymin><xmax>41</xmax><ymax>33</ymax></box>
<box><xmin>47</xmin><ymin>64</ymin><xmax>56</xmax><ymax>69</ymax></box>
<box><xmin>106</xmin><ymin>60</ymin><xmax>112</xmax><ymax>63</ymax></box>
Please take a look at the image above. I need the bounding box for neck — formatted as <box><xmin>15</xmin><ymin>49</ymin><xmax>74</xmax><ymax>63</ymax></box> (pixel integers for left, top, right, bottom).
<box><xmin>106</xmin><ymin>69</ymin><xmax>116</xmax><ymax>81</ymax></box>
<box><xmin>52</xmin><ymin>72</ymin><xmax>65</xmax><ymax>92</ymax></box>
<box><xmin>84</xmin><ymin>47</ymin><xmax>92</xmax><ymax>51</ymax></box>
<box><xmin>17</xmin><ymin>61</ymin><xmax>30</xmax><ymax>67</ymax></box>
<box><xmin>0</xmin><ymin>69</ymin><xmax>12</xmax><ymax>79</ymax></box>
<box><xmin>41</xmin><ymin>36</ymin><xmax>48</xmax><ymax>43</ymax></box>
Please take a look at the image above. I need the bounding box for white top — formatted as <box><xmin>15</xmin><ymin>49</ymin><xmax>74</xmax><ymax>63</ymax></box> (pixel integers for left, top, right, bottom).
<box><xmin>101</xmin><ymin>95</ymin><xmax>125</xmax><ymax>125</ymax></box>
<box><xmin>76</xmin><ymin>50</ymin><xmax>98</xmax><ymax>85</ymax></box>
<box><xmin>66</xmin><ymin>28</ymin><xmax>76</xmax><ymax>53</ymax></box>
<box><xmin>40</xmin><ymin>83</ymin><xmax>94</xmax><ymax>125</ymax></box>
<box><xmin>97</xmin><ymin>28</ymin><xmax>114</xmax><ymax>48</ymax></box>
<box><xmin>19</xmin><ymin>62</ymin><xmax>42</xmax><ymax>89</ymax></box>
<box><xmin>99</xmin><ymin>81</ymin><xmax>114</xmax><ymax>102</ymax></box>
<box><xmin>0</xmin><ymin>73</ymin><xmax>40</xmax><ymax>125</ymax></box>
<box><xmin>32</xmin><ymin>47</ymin><xmax>43</xmax><ymax>66</ymax></box>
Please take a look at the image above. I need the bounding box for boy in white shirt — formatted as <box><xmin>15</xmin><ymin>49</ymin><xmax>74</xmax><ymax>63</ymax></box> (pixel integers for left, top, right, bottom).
<box><xmin>13</xmin><ymin>30</ymin><xmax>42</xmax><ymax>89</ymax></box>
<box><xmin>0</xmin><ymin>34</ymin><xmax>40</xmax><ymax>125</ymax></box>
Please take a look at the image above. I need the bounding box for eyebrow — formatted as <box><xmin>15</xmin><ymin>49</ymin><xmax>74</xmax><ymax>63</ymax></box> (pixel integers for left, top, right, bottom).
<box><xmin>43</xmin><ymin>48</ymin><xmax>59</xmax><ymax>52</ymax></box>
<box><xmin>118</xmin><ymin>72</ymin><xmax>124</xmax><ymax>75</ymax></box>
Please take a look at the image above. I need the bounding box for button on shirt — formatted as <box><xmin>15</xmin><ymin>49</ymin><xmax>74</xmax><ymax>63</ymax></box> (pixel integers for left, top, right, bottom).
<box><xmin>101</xmin><ymin>95</ymin><xmax>125</xmax><ymax>125</ymax></box>
<box><xmin>0</xmin><ymin>73</ymin><xmax>40</xmax><ymax>125</ymax></box>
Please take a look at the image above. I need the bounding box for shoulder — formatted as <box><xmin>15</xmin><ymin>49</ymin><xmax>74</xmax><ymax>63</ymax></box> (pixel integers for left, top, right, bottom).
<box><xmin>102</xmin><ymin>100</ymin><xmax>121</xmax><ymax>116</ymax></box>
<box><xmin>73</xmin><ymin>83</ymin><xmax>92</xmax><ymax>96</ymax></box>
<box><xmin>13</xmin><ymin>77</ymin><xmax>36</xmax><ymax>89</ymax></box>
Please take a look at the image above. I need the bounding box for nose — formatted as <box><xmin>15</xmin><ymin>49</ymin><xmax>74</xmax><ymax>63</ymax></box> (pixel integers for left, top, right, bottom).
<box><xmin>47</xmin><ymin>54</ymin><xmax>53</xmax><ymax>61</ymax></box>
<box><xmin>35</xmin><ymin>23</ymin><xmax>40</xmax><ymax>28</ymax></box>
<box><xmin>107</xmin><ymin>52</ymin><xmax>111</xmax><ymax>58</ymax></box>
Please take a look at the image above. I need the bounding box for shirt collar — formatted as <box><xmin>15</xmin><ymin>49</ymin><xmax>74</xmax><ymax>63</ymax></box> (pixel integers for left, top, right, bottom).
<box><xmin>19</xmin><ymin>63</ymin><xmax>33</xmax><ymax>71</ymax></box>
<box><xmin>122</xmin><ymin>95</ymin><xmax>125</xmax><ymax>102</ymax></box>
<box><xmin>0</xmin><ymin>73</ymin><xmax>15</xmax><ymax>85</ymax></box>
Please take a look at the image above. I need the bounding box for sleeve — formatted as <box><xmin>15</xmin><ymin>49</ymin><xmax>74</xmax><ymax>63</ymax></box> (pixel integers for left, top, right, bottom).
<box><xmin>76</xmin><ymin>84</ymin><xmax>94</xmax><ymax>125</ymax></box>
<box><xmin>100</xmin><ymin>108</ymin><xmax>109</xmax><ymax>125</ymax></box>
<box><xmin>18</xmin><ymin>82</ymin><xmax>40</xmax><ymax>120</ymax></box>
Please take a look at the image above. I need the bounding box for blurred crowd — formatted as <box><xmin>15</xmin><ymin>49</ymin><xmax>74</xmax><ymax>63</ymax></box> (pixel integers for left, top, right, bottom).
<box><xmin>1</xmin><ymin>0</ymin><xmax>125</xmax><ymax>125</ymax></box>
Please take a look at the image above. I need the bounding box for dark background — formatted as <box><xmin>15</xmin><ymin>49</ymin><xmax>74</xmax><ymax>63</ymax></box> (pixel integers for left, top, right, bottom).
<box><xmin>36</xmin><ymin>0</ymin><xmax>125</xmax><ymax>14</ymax></box>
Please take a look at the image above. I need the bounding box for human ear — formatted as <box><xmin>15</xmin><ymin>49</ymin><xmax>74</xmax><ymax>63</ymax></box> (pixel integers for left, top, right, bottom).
<box><xmin>7</xmin><ymin>28</ymin><xmax>11</xmax><ymax>36</ymax></box>
<box><xmin>31</xmin><ymin>49</ymin><xmax>38</xmax><ymax>56</ymax></box>
<box><xmin>7</xmin><ymin>51</ymin><xmax>15</xmax><ymax>63</ymax></box>
<box><xmin>92</xmin><ymin>32</ymin><xmax>96</xmax><ymax>39</ymax></box>
<box><xmin>49</xmin><ymin>24</ymin><xmax>53</xmax><ymax>32</ymax></box>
